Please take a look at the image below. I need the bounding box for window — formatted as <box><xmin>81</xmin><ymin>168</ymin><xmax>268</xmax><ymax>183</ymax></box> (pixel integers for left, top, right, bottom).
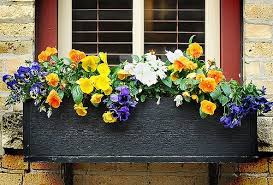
<box><xmin>36</xmin><ymin>0</ymin><xmax>241</xmax><ymax>80</ymax></box>
<box><xmin>58</xmin><ymin>0</ymin><xmax>220</xmax><ymax>65</ymax></box>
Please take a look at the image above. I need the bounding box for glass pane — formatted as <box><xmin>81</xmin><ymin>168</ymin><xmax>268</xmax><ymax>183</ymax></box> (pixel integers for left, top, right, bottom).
<box><xmin>73</xmin><ymin>0</ymin><xmax>96</xmax><ymax>9</ymax></box>
<box><xmin>99</xmin><ymin>22</ymin><xmax>132</xmax><ymax>31</ymax></box>
<box><xmin>178</xmin><ymin>0</ymin><xmax>205</xmax><ymax>9</ymax></box>
<box><xmin>145</xmin><ymin>33</ymin><xmax>176</xmax><ymax>42</ymax></box>
<box><xmin>178</xmin><ymin>22</ymin><xmax>205</xmax><ymax>32</ymax></box>
<box><xmin>99</xmin><ymin>33</ymin><xmax>132</xmax><ymax>42</ymax></box>
<box><xmin>99</xmin><ymin>0</ymin><xmax>132</xmax><ymax>9</ymax></box>
<box><xmin>98</xmin><ymin>44</ymin><xmax>132</xmax><ymax>53</ymax></box>
<box><xmin>73</xmin><ymin>10</ymin><xmax>97</xmax><ymax>20</ymax></box>
<box><xmin>73</xmin><ymin>22</ymin><xmax>97</xmax><ymax>31</ymax></box>
<box><xmin>72</xmin><ymin>44</ymin><xmax>97</xmax><ymax>54</ymax></box>
<box><xmin>73</xmin><ymin>33</ymin><xmax>97</xmax><ymax>42</ymax></box>
<box><xmin>145</xmin><ymin>0</ymin><xmax>176</xmax><ymax>9</ymax></box>
<box><xmin>178</xmin><ymin>10</ymin><xmax>205</xmax><ymax>21</ymax></box>
<box><xmin>145</xmin><ymin>10</ymin><xmax>176</xmax><ymax>20</ymax></box>
<box><xmin>99</xmin><ymin>10</ymin><xmax>132</xmax><ymax>20</ymax></box>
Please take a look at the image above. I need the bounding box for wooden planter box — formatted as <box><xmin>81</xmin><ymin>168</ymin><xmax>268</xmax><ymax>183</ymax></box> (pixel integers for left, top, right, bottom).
<box><xmin>23</xmin><ymin>97</ymin><xmax>258</xmax><ymax>163</ymax></box>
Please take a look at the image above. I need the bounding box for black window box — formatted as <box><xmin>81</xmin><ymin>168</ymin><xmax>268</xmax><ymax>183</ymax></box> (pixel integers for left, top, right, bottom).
<box><xmin>23</xmin><ymin>97</ymin><xmax>258</xmax><ymax>163</ymax></box>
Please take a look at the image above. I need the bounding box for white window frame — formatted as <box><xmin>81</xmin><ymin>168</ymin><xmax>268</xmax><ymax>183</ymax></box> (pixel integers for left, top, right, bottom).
<box><xmin>58</xmin><ymin>0</ymin><xmax>220</xmax><ymax>65</ymax></box>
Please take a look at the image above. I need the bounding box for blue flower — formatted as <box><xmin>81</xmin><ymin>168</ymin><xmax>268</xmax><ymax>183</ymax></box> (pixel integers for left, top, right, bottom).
<box><xmin>117</xmin><ymin>106</ymin><xmax>130</xmax><ymax>121</ymax></box>
<box><xmin>15</xmin><ymin>66</ymin><xmax>32</xmax><ymax>83</ymax></box>
<box><xmin>30</xmin><ymin>62</ymin><xmax>41</xmax><ymax>76</ymax></box>
<box><xmin>2</xmin><ymin>74</ymin><xmax>14</xmax><ymax>83</ymax></box>
<box><xmin>6</xmin><ymin>80</ymin><xmax>18</xmax><ymax>90</ymax></box>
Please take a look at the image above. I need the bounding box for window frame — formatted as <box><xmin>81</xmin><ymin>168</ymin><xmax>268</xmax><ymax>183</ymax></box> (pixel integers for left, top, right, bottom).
<box><xmin>35</xmin><ymin>0</ymin><xmax>242</xmax><ymax>81</ymax></box>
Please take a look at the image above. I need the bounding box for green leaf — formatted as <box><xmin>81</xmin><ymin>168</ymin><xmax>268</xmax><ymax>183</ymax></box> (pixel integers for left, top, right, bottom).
<box><xmin>71</xmin><ymin>85</ymin><xmax>83</xmax><ymax>104</ymax></box>
<box><xmin>62</xmin><ymin>57</ymin><xmax>72</xmax><ymax>65</ymax></box>
<box><xmin>189</xmin><ymin>35</ymin><xmax>196</xmax><ymax>44</ymax></box>
<box><xmin>179</xmin><ymin>79</ymin><xmax>187</xmax><ymax>91</ymax></box>
<box><xmin>218</xmin><ymin>95</ymin><xmax>229</xmax><ymax>106</ymax></box>
<box><xmin>140</xmin><ymin>95</ymin><xmax>146</xmax><ymax>102</ymax></box>
<box><xmin>220</xmin><ymin>82</ymin><xmax>232</xmax><ymax>96</ymax></box>
<box><xmin>210</xmin><ymin>86</ymin><xmax>222</xmax><ymax>100</ymax></box>
<box><xmin>199</xmin><ymin>108</ymin><xmax>207</xmax><ymax>119</ymax></box>
<box><xmin>162</xmin><ymin>77</ymin><xmax>172</xmax><ymax>88</ymax></box>
<box><xmin>51</xmin><ymin>55</ymin><xmax>60</xmax><ymax>63</ymax></box>
<box><xmin>132</xmin><ymin>55</ymin><xmax>140</xmax><ymax>62</ymax></box>
<box><xmin>58</xmin><ymin>90</ymin><xmax>64</xmax><ymax>99</ymax></box>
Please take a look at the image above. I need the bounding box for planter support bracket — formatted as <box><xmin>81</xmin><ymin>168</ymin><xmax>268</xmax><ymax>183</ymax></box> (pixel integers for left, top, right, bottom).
<box><xmin>208</xmin><ymin>163</ymin><xmax>220</xmax><ymax>185</ymax></box>
<box><xmin>61</xmin><ymin>163</ymin><xmax>73</xmax><ymax>185</ymax></box>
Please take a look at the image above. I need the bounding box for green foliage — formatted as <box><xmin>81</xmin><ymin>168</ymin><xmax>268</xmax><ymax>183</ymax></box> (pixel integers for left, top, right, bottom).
<box><xmin>71</xmin><ymin>85</ymin><xmax>83</xmax><ymax>104</ymax></box>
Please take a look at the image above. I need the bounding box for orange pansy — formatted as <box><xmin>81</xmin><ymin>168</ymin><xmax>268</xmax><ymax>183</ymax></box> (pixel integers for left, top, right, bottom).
<box><xmin>45</xmin><ymin>73</ymin><xmax>59</xmax><ymax>87</ymax></box>
<box><xmin>38</xmin><ymin>51</ymin><xmax>49</xmax><ymax>63</ymax></box>
<box><xmin>45</xmin><ymin>47</ymin><xmax>57</xmax><ymax>56</ymax></box>
<box><xmin>187</xmin><ymin>43</ymin><xmax>203</xmax><ymax>59</ymax></box>
<box><xmin>200</xmin><ymin>100</ymin><xmax>216</xmax><ymax>115</ymax></box>
<box><xmin>207</xmin><ymin>70</ymin><xmax>224</xmax><ymax>84</ymax></box>
<box><xmin>198</xmin><ymin>77</ymin><xmax>217</xmax><ymax>93</ymax></box>
<box><xmin>173</xmin><ymin>57</ymin><xmax>190</xmax><ymax>72</ymax></box>
<box><xmin>69</xmin><ymin>49</ymin><xmax>86</xmax><ymax>63</ymax></box>
<box><xmin>46</xmin><ymin>90</ymin><xmax>62</xmax><ymax>108</ymax></box>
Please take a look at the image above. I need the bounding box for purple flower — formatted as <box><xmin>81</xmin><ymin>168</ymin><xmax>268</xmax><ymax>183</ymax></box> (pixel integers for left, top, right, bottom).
<box><xmin>2</xmin><ymin>74</ymin><xmax>14</xmax><ymax>83</ymax></box>
<box><xmin>30</xmin><ymin>62</ymin><xmax>41</xmax><ymax>76</ymax></box>
<box><xmin>15</xmin><ymin>66</ymin><xmax>32</xmax><ymax>83</ymax></box>
<box><xmin>118</xmin><ymin>93</ymin><xmax>131</xmax><ymax>105</ymax></box>
<box><xmin>117</xmin><ymin>106</ymin><xmax>130</xmax><ymax>121</ymax></box>
<box><xmin>116</xmin><ymin>86</ymin><xmax>130</xmax><ymax>95</ymax></box>
<box><xmin>6</xmin><ymin>80</ymin><xmax>18</xmax><ymax>90</ymax></box>
<box><xmin>110</xmin><ymin>94</ymin><xmax>118</xmax><ymax>102</ymax></box>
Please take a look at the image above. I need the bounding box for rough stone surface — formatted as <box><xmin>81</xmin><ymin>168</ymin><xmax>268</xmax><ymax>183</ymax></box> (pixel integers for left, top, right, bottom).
<box><xmin>245</xmin><ymin>43</ymin><xmax>273</xmax><ymax>58</ymax></box>
<box><xmin>23</xmin><ymin>173</ymin><xmax>64</xmax><ymax>185</ymax></box>
<box><xmin>239</xmin><ymin>158</ymin><xmax>268</xmax><ymax>173</ymax></box>
<box><xmin>245</xmin><ymin>24</ymin><xmax>272</xmax><ymax>39</ymax></box>
<box><xmin>2</xmin><ymin>154</ymin><xmax>28</xmax><ymax>170</ymax></box>
<box><xmin>0</xmin><ymin>5</ymin><xmax>34</xmax><ymax>23</ymax></box>
<box><xmin>0</xmin><ymin>23</ymin><xmax>34</xmax><ymax>41</ymax></box>
<box><xmin>2</xmin><ymin>111</ymin><xmax>23</xmax><ymax>149</ymax></box>
<box><xmin>245</xmin><ymin>4</ymin><xmax>273</xmax><ymax>20</ymax></box>
<box><xmin>0</xmin><ymin>41</ymin><xmax>34</xmax><ymax>55</ymax></box>
<box><xmin>257</xmin><ymin>117</ymin><xmax>273</xmax><ymax>152</ymax></box>
<box><xmin>0</xmin><ymin>173</ymin><xmax>22</xmax><ymax>185</ymax></box>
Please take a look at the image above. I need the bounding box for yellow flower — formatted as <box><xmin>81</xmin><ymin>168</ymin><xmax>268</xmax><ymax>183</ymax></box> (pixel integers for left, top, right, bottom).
<box><xmin>69</xmin><ymin>49</ymin><xmax>86</xmax><ymax>63</ymax></box>
<box><xmin>45</xmin><ymin>47</ymin><xmax>57</xmax><ymax>56</ymax></box>
<box><xmin>96</xmin><ymin>75</ymin><xmax>111</xmax><ymax>91</ymax></box>
<box><xmin>170</xmin><ymin>72</ymin><xmax>179</xmax><ymax>81</ymax></box>
<box><xmin>97</xmin><ymin>63</ymin><xmax>111</xmax><ymax>76</ymax></box>
<box><xmin>186</xmin><ymin>72</ymin><xmax>196</xmax><ymax>79</ymax></box>
<box><xmin>191</xmin><ymin>94</ymin><xmax>199</xmax><ymax>103</ymax></box>
<box><xmin>45</xmin><ymin>73</ymin><xmax>59</xmax><ymax>87</ymax></box>
<box><xmin>102</xmin><ymin>111</ymin><xmax>117</xmax><ymax>123</ymax></box>
<box><xmin>81</xmin><ymin>56</ymin><xmax>100</xmax><ymax>72</ymax></box>
<box><xmin>99</xmin><ymin>52</ymin><xmax>107</xmax><ymax>64</ymax></box>
<box><xmin>187</xmin><ymin>43</ymin><xmax>203</xmax><ymax>59</ymax></box>
<box><xmin>117</xmin><ymin>69</ymin><xmax>129</xmax><ymax>80</ymax></box>
<box><xmin>168</xmin><ymin>65</ymin><xmax>174</xmax><ymax>70</ymax></box>
<box><xmin>196</xmin><ymin>73</ymin><xmax>206</xmax><ymax>82</ymax></box>
<box><xmin>103</xmin><ymin>86</ymin><xmax>113</xmax><ymax>95</ymax></box>
<box><xmin>200</xmin><ymin>100</ymin><xmax>216</xmax><ymax>115</ymax></box>
<box><xmin>91</xmin><ymin>93</ymin><xmax>104</xmax><ymax>105</ymax></box>
<box><xmin>182</xmin><ymin>91</ymin><xmax>190</xmax><ymax>97</ymax></box>
<box><xmin>76</xmin><ymin>78</ymin><xmax>94</xmax><ymax>94</ymax></box>
<box><xmin>74</xmin><ymin>103</ymin><xmax>88</xmax><ymax>116</ymax></box>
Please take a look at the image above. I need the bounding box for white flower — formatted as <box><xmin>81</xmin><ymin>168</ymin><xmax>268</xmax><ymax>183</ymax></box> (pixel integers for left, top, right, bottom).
<box><xmin>165</xmin><ymin>49</ymin><xmax>184</xmax><ymax>63</ymax></box>
<box><xmin>174</xmin><ymin>95</ymin><xmax>183</xmax><ymax>107</ymax></box>
<box><xmin>124</xmin><ymin>63</ymin><xmax>135</xmax><ymax>74</ymax></box>
<box><xmin>156</xmin><ymin>96</ymin><xmax>161</xmax><ymax>105</ymax></box>
<box><xmin>133</xmin><ymin>63</ymin><xmax>158</xmax><ymax>87</ymax></box>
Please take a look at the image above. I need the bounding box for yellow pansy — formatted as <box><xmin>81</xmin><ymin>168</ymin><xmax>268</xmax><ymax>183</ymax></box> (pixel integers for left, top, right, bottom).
<box><xmin>99</xmin><ymin>52</ymin><xmax>107</xmax><ymax>63</ymax></box>
<box><xmin>186</xmin><ymin>72</ymin><xmax>196</xmax><ymax>79</ymax></box>
<box><xmin>91</xmin><ymin>93</ymin><xmax>104</xmax><ymax>105</ymax></box>
<box><xmin>81</xmin><ymin>56</ymin><xmax>100</xmax><ymax>72</ymax></box>
<box><xmin>76</xmin><ymin>78</ymin><xmax>94</xmax><ymax>94</ymax></box>
<box><xmin>103</xmin><ymin>86</ymin><xmax>113</xmax><ymax>95</ymax></box>
<box><xmin>170</xmin><ymin>72</ymin><xmax>179</xmax><ymax>81</ymax></box>
<box><xmin>97</xmin><ymin>63</ymin><xmax>110</xmax><ymax>76</ymax></box>
<box><xmin>90</xmin><ymin>75</ymin><xmax>98</xmax><ymax>89</ymax></box>
<box><xmin>191</xmin><ymin>94</ymin><xmax>199</xmax><ymax>103</ymax></box>
<box><xmin>96</xmin><ymin>75</ymin><xmax>111</xmax><ymax>91</ymax></box>
<box><xmin>117</xmin><ymin>69</ymin><xmax>129</xmax><ymax>80</ymax></box>
<box><xmin>182</xmin><ymin>91</ymin><xmax>190</xmax><ymax>98</ymax></box>
<box><xmin>102</xmin><ymin>111</ymin><xmax>117</xmax><ymax>123</ymax></box>
<box><xmin>45</xmin><ymin>73</ymin><xmax>59</xmax><ymax>87</ymax></box>
<box><xmin>74</xmin><ymin>103</ymin><xmax>88</xmax><ymax>116</ymax></box>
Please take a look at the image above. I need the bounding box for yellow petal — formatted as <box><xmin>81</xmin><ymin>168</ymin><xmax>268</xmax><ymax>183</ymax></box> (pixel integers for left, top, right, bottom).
<box><xmin>77</xmin><ymin>78</ymin><xmax>94</xmax><ymax>94</ymax></box>
<box><xmin>99</xmin><ymin>52</ymin><xmax>107</xmax><ymax>64</ymax></box>
<box><xmin>97</xmin><ymin>63</ymin><xmax>110</xmax><ymax>76</ymax></box>
<box><xmin>81</xmin><ymin>56</ymin><xmax>99</xmax><ymax>72</ymax></box>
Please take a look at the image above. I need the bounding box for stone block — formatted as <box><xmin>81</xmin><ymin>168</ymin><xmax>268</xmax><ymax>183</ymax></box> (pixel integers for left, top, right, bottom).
<box><xmin>2</xmin><ymin>111</ymin><xmax>23</xmax><ymax>149</ymax></box>
<box><xmin>2</xmin><ymin>154</ymin><xmax>27</xmax><ymax>170</ymax></box>
<box><xmin>23</xmin><ymin>173</ymin><xmax>64</xmax><ymax>185</ymax></box>
<box><xmin>257</xmin><ymin>117</ymin><xmax>273</xmax><ymax>152</ymax></box>
<box><xmin>0</xmin><ymin>173</ymin><xmax>22</xmax><ymax>185</ymax></box>
<box><xmin>245</xmin><ymin>24</ymin><xmax>272</xmax><ymax>39</ymax></box>
<box><xmin>245</xmin><ymin>43</ymin><xmax>273</xmax><ymax>58</ymax></box>
<box><xmin>239</xmin><ymin>158</ymin><xmax>268</xmax><ymax>173</ymax></box>
<box><xmin>245</xmin><ymin>4</ymin><xmax>273</xmax><ymax>20</ymax></box>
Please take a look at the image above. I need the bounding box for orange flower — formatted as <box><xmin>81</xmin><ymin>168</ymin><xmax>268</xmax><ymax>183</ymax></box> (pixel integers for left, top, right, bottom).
<box><xmin>173</xmin><ymin>57</ymin><xmax>190</xmax><ymax>72</ymax></box>
<box><xmin>196</xmin><ymin>74</ymin><xmax>206</xmax><ymax>81</ymax></box>
<box><xmin>187</xmin><ymin>43</ymin><xmax>203</xmax><ymax>59</ymax></box>
<box><xmin>45</xmin><ymin>47</ymin><xmax>57</xmax><ymax>56</ymax></box>
<box><xmin>69</xmin><ymin>49</ymin><xmax>86</xmax><ymax>63</ymax></box>
<box><xmin>38</xmin><ymin>51</ymin><xmax>49</xmax><ymax>63</ymax></box>
<box><xmin>46</xmin><ymin>90</ymin><xmax>62</xmax><ymax>108</ymax></box>
<box><xmin>199</xmin><ymin>77</ymin><xmax>217</xmax><ymax>93</ymax></box>
<box><xmin>207</xmin><ymin>70</ymin><xmax>224</xmax><ymax>84</ymax></box>
<box><xmin>200</xmin><ymin>100</ymin><xmax>216</xmax><ymax>115</ymax></box>
<box><xmin>45</xmin><ymin>73</ymin><xmax>59</xmax><ymax>87</ymax></box>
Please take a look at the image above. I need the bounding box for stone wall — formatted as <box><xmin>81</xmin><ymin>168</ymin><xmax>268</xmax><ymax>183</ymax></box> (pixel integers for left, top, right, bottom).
<box><xmin>0</xmin><ymin>0</ymin><xmax>273</xmax><ymax>185</ymax></box>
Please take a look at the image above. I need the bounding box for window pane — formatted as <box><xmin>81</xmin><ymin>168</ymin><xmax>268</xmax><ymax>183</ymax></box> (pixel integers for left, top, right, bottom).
<box><xmin>144</xmin><ymin>0</ymin><xmax>205</xmax><ymax>58</ymax></box>
<box><xmin>72</xmin><ymin>0</ymin><xmax>132</xmax><ymax>65</ymax></box>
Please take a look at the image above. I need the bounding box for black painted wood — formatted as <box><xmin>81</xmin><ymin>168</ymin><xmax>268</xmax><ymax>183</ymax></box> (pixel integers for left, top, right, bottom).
<box><xmin>23</xmin><ymin>97</ymin><xmax>258</xmax><ymax>163</ymax></box>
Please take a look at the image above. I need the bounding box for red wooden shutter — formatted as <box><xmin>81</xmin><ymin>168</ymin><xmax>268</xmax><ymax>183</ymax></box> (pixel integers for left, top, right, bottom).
<box><xmin>221</xmin><ymin>0</ymin><xmax>242</xmax><ymax>82</ymax></box>
<box><xmin>35</xmin><ymin>0</ymin><xmax>58</xmax><ymax>57</ymax></box>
